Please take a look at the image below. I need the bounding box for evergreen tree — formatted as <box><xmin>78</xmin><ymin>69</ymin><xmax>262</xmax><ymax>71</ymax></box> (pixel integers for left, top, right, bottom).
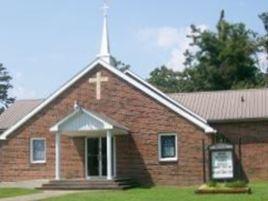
<box><xmin>0</xmin><ymin>63</ymin><xmax>14</xmax><ymax>113</ymax></box>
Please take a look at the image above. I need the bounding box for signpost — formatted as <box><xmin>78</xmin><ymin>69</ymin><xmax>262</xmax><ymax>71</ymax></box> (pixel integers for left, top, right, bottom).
<box><xmin>209</xmin><ymin>143</ymin><xmax>234</xmax><ymax>180</ymax></box>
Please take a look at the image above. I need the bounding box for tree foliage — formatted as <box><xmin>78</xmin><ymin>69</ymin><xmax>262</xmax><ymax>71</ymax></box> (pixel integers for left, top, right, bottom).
<box><xmin>147</xmin><ymin>66</ymin><xmax>182</xmax><ymax>93</ymax></box>
<box><xmin>148</xmin><ymin>10</ymin><xmax>266</xmax><ymax>93</ymax></box>
<box><xmin>259</xmin><ymin>12</ymin><xmax>268</xmax><ymax>34</ymax></box>
<box><xmin>112</xmin><ymin>57</ymin><xmax>130</xmax><ymax>72</ymax></box>
<box><xmin>0</xmin><ymin>63</ymin><xmax>14</xmax><ymax>113</ymax></box>
<box><xmin>259</xmin><ymin>12</ymin><xmax>268</xmax><ymax>65</ymax></box>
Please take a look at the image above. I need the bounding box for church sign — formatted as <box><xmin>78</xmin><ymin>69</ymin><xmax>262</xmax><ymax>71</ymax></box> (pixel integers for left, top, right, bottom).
<box><xmin>209</xmin><ymin>143</ymin><xmax>234</xmax><ymax>180</ymax></box>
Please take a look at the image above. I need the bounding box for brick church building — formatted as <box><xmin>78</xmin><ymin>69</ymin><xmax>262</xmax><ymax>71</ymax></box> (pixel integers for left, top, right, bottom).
<box><xmin>0</xmin><ymin>5</ymin><xmax>267</xmax><ymax>188</ymax></box>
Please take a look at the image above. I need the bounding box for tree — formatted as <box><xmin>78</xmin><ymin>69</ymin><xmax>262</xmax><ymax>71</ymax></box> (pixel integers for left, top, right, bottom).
<box><xmin>183</xmin><ymin>10</ymin><xmax>265</xmax><ymax>91</ymax></box>
<box><xmin>260</xmin><ymin>12</ymin><xmax>268</xmax><ymax>31</ymax></box>
<box><xmin>148</xmin><ymin>10</ymin><xmax>265</xmax><ymax>92</ymax></box>
<box><xmin>0</xmin><ymin>63</ymin><xmax>14</xmax><ymax>113</ymax></box>
<box><xmin>147</xmin><ymin>66</ymin><xmax>183</xmax><ymax>93</ymax></box>
<box><xmin>259</xmin><ymin>12</ymin><xmax>268</xmax><ymax>69</ymax></box>
<box><xmin>112</xmin><ymin>57</ymin><xmax>130</xmax><ymax>72</ymax></box>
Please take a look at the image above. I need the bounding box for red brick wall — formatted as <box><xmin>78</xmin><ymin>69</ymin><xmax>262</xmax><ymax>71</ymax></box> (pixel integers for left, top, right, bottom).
<box><xmin>212</xmin><ymin>121</ymin><xmax>268</xmax><ymax>181</ymax></box>
<box><xmin>0</xmin><ymin>64</ymin><xmax>211</xmax><ymax>186</ymax></box>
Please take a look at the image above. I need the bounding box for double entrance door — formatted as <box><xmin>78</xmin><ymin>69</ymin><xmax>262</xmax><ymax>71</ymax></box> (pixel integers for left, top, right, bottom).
<box><xmin>86</xmin><ymin>137</ymin><xmax>108</xmax><ymax>178</ymax></box>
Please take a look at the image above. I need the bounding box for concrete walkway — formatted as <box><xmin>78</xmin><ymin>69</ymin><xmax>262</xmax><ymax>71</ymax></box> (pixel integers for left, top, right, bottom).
<box><xmin>0</xmin><ymin>190</ymin><xmax>76</xmax><ymax>201</ymax></box>
<box><xmin>0</xmin><ymin>180</ymin><xmax>49</xmax><ymax>189</ymax></box>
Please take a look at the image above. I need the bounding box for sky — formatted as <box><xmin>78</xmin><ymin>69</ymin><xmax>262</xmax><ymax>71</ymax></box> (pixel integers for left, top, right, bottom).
<box><xmin>0</xmin><ymin>0</ymin><xmax>267</xmax><ymax>99</ymax></box>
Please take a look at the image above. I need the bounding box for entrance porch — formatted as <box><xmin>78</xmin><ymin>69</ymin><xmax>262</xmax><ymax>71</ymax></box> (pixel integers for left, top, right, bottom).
<box><xmin>49</xmin><ymin>104</ymin><xmax>129</xmax><ymax>181</ymax></box>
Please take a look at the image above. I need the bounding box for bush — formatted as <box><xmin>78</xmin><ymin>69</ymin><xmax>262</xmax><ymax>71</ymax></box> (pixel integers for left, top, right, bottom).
<box><xmin>207</xmin><ymin>180</ymin><xmax>218</xmax><ymax>187</ymax></box>
<box><xmin>224</xmin><ymin>180</ymin><xmax>248</xmax><ymax>188</ymax></box>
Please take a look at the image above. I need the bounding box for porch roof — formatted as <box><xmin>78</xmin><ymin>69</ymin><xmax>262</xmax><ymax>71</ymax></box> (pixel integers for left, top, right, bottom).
<box><xmin>50</xmin><ymin>105</ymin><xmax>129</xmax><ymax>136</ymax></box>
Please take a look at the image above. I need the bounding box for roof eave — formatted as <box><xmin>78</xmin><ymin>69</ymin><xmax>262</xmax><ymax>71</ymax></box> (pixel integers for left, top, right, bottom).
<box><xmin>208</xmin><ymin>117</ymin><xmax>268</xmax><ymax>124</ymax></box>
<box><xmin>205</xmin><ymin>127</ymin><xmax>217</xmax><ymax>134</ymax></box>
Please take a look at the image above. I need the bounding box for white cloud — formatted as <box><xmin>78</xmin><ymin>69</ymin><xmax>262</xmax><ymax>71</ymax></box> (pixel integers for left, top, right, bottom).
<box><xmin>10</xmin><ymin>85</ymin><xmax>39</xmax><ymax>99</ymax></box>
<box><xmin>238</xmin><ymin>0</ymin><xmax>246</xmax><ymax>7</ymax></box>
<box><xmin>137</xmin><ymin>26</ymin><xmax>184</xmax><ymax>49</ymax></box>
<box><xmin>156</xmin><ymin>27</ymin><xmax>181</xmax><ymax>48</ymax></box>
<box><xmin>14</xmin><ymin>71</ymin><xmax>23</xmax><ymax>80</ymax></box>
<box><xmin>137</xmin><ymin>25</ymin><xmax>208</xmax><ymax>71</ymax></box>
<box><xmin>257</xmin><ymin>52</ymin><xmax>268</xmax><ymax>72</ymax></box>
<box><xmin>9</xmin><ymin>71</ymin><xmax>39</xmax><ymax>99</ymax></box>
<box><xmin>24</xmin><ymin>57</ymin><xmax>39</xmax><ymax>63</ymax></box>
<box><xmin>167</xmin><ymin>48</ymin><xmax>187</xmax><ymax>70</ymax></box>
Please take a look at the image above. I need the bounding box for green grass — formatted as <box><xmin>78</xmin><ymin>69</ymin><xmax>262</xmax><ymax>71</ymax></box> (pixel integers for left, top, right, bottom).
<box><xmin>0</xmin><ymin>188</ymin><xmax>40</xmax><ymax>199</ymax></box>
<box><xmin>42</xmin><ymin>182</ymin><xmax>268</xmax><ymax>201</ymax></box>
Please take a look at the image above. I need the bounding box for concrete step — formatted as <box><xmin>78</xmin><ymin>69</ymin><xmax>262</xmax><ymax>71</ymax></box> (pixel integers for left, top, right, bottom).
<box><xmin>38</xmin><ymin>184</ymin><xmax>133</xmax><ymax>190</ymax></box>
<box><xmin>38</xmin><ymin>178</ymin><xmax>136</xmax><ymax>190</ymax></box>
<box><xmin>48</xmin><ymin>180</ymin><xmax>116</xmax><ymax>185</ymax></box>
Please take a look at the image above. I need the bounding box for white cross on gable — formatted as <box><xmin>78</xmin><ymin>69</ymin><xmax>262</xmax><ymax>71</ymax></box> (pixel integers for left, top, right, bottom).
<box><xmin>89</xmin><ymin>72</ymin><xmax>109</xmax><ymax>100</ymax></box>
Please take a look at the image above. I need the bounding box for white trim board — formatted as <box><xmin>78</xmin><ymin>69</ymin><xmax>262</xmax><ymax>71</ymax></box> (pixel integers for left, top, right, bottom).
<box><xmin>0</xmin><ymin>58</ymin><xmax>216</xmax><ymax>140</ymax></box>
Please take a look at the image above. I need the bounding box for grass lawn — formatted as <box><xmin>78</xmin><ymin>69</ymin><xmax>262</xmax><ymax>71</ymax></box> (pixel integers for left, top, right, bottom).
<box><xmin>0</xmin><ymin>188</ymin><xmax>40</xmax><ymax>199</ymax></box>
<box><xmin>43</xmin><ymin>182</ymin><xmax>268</xmax><ymax>201</ymax></box>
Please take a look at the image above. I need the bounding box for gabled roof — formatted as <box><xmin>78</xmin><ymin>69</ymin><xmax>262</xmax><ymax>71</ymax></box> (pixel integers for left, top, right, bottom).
<box><xmin>50</xmin><ymin>106</ymin><xmax>128</xmax><ymax>134</ymax></box>
<box><xmin>0</xmin><ymin>59</ymin><xmax>215</xmax><ymax>140</ymax></box>
<box><xmin>0</xmin><ymin>99</ymin><xmax>43</xmax><ymax>130</ymax></box>
<box><xmin>169</xmin><ymin>88</ymin><xmax>268</xmax><ymax>122</ymax></box>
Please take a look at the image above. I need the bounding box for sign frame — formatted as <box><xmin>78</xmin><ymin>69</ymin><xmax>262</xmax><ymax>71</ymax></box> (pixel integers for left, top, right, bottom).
<box><xmin>209</xmin><ymin>143</ymin><xmax>235</xmax><ymax>181</ymax></box>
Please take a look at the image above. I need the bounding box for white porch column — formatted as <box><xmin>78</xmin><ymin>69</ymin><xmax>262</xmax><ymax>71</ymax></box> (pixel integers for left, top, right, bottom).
<box><xmin>106</xmin><ymin>130</ymin><xmax>112</xmax><ymax>180</ymax></box>
<box><xmin>113</xmin><ymin>136</ymin><xmax>117</xmax><ymax>178</ymax></box>
<box><xmin>55</xmin><ymin>132</ymin><xmax>61</xmax><ymax>180</ymax></box>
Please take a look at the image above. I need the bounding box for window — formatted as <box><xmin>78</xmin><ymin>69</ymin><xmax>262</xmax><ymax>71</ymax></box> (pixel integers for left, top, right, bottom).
<box><xmin>158</xmin><ymin>133</ymin><xmax>178</xmax><ymax>161</ymax></box>
<box><xmin>30</xmin><ymin>138</ymin><xmax>46</xmax><ymax>164</ymax></box>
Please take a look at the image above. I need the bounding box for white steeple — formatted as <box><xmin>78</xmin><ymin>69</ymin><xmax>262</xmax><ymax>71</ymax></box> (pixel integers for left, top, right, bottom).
<box><xmin>97</xmin><ymin>1</ymin><xmax>115</xmax><ymax>66</ymax></box>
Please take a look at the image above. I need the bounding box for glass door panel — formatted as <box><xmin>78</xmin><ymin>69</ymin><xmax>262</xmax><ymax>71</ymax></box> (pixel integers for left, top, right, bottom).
<box><xmin>101</xmin><ymin>137</ymin><xmax>107</xmax><ymax>176</ymax></box>
<box><xmin>87</xmin><ymin>138</ymin><xmax>99</xmax><ymax>176</ymax></box>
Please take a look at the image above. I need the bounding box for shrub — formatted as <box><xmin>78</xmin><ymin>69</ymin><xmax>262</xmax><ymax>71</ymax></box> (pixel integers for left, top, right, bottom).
<box><xmin>224</xmin><ymin>180</ymin><xmax>248</xmax><ymax>188</ymax></box>
<box><xmin>207</xmin><ymin>180</ymin><xmax>218</xmax><ymax>187</ymax></box>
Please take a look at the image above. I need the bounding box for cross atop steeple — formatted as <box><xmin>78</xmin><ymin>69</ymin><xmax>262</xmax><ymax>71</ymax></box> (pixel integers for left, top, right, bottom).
<box><xmin>101</xmin><ymin>0</ymin><xmax>109</xmax><ymax>17</ymax></box>
<box><xmin>97</xmin><ymin>0</ymin><xmax>115</xmax><ymax>66</ymax></box>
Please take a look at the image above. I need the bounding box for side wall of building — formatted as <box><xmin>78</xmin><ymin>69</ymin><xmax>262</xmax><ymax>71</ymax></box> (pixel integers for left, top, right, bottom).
<box><xmin>213</xmin><ymin>121</ymin><xmax>268</xmax><ymax>181</ymax></box>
